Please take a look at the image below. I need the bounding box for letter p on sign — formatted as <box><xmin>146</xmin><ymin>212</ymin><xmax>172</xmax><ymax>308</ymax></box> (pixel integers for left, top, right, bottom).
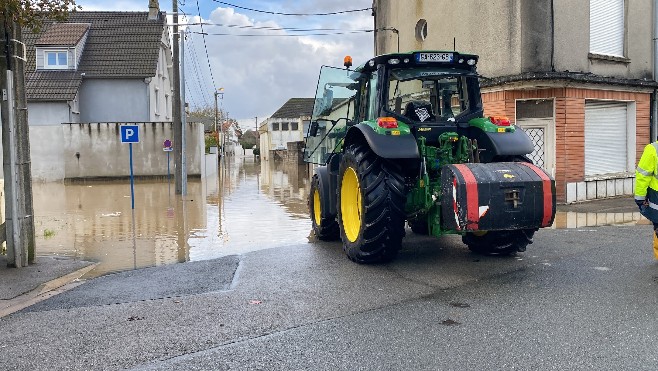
<box><xmin>121</xmin><ymin>125</ymin><xmax>140</xmax><ymax>143</ymax></box>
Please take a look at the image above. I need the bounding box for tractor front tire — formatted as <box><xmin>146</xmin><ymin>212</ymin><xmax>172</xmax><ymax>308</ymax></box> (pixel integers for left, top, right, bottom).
<box><xmin>309</xmin><ymin>174</ymin><xmax>339</xmax><ymax>240</ymax></box>
<box><xmin>337</xmin><ymin>142</ymin><xmax>406</xmax><ymax>263</ymax></box>
<box><xmin>462</xmin><ymin>229</ymin><xmax>535</xmax><ymax>256</ymax></box>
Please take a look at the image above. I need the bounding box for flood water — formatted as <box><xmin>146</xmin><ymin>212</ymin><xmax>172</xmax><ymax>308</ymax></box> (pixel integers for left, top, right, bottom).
<box><xmin>31</xmin><ymin>156</ymin><xmax>647</xmax><ymax>278</ymax></box>
<box><xmin>33</xmin><ymin>158</ymin><xmax>312</xmax><ymax>278</ymax></box>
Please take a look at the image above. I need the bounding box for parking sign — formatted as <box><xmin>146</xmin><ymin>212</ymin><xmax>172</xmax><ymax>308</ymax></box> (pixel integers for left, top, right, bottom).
<box><xmin>120</xmin><ymin>125</ymin><xmax>140</xmax><ymax>143</ymax></box>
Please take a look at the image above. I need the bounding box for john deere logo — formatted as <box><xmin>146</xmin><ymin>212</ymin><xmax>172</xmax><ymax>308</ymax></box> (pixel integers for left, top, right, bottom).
<box><xmin>504</xmin><ymin>174</ymin><xmax>515</xmax><ymax>179</ymax></box>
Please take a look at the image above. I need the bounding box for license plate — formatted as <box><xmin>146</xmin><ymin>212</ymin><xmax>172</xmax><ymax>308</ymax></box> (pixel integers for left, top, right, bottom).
<box><xmin>417</xmin><ymin>52</ymin><xmax>453</xmax><ymax>63</ymax></box>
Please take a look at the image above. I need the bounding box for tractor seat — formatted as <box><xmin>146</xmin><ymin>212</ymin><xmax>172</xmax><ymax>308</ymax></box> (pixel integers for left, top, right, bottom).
<box><xmin>404</xmin><ymin>101</ymin><xmax>435</xmax><ymax>123</ymax></box>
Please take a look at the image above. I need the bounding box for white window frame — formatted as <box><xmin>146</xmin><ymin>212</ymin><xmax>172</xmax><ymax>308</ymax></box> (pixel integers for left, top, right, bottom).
<box><xmin>589</xmin><ymin>0</ymin><xmax>625</xmax><ymax>57</ymax></box>
<box><xmin>44</xmin><ymin>50</ymin><xmax>69</xmax><ymax>69</ymax></box>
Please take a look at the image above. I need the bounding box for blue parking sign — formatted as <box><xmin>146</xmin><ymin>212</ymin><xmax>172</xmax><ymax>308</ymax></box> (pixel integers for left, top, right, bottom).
<box><xmin>120</xmin><ymin>125</ymin><xmax>140</xmax><ymax>143</ymax></box>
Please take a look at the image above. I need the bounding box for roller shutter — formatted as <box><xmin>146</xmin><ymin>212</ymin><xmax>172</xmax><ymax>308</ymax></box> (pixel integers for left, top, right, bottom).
<box><xmin>590</xmin><ymin>0</ymin><xmax>624</xmax><ymax>57</ymax></box>
<box><xmin>584</xmin><ymin>101</ymin><xmax>628</xmax><ymax>176</ymax></box>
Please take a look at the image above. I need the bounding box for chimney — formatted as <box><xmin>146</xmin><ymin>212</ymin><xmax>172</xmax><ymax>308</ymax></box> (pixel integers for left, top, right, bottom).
<box><xmin>148</xmin><ymin>0</ymin><xmax>160</xmax><ymax>20</ymax></box>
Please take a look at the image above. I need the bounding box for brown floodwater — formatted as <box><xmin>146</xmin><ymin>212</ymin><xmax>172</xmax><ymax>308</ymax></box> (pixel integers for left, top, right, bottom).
<box><xmin>31</xmin><ymin>157</ymin><xmax>646</xmax><ymax>278</ymax></box>
<box><xmin>33</xmin><ymin>158</ymin><xmax>312</xmax><ymax>278</ymax></box>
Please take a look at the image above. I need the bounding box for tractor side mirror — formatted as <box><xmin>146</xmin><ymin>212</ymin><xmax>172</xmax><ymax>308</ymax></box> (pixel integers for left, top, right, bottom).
<box><xmin>309</xmin><ymin>121</ymin><xmax>319</xmax><ymax>137</ymax></box>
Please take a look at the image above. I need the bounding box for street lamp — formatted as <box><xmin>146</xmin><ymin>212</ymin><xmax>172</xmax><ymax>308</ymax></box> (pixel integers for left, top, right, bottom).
<box><xmin>214</xmin><ymin>88</ymin><xmax>224</xmax><ymax>156</ymax></box>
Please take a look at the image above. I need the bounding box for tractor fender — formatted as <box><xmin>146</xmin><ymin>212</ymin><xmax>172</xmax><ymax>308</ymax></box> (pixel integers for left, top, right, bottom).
<box><xmin>314</xmin><ymin>165</ymin><xmax>338</xmax><ymax>217</ymax></box>
<box><xmin>473</xmin><ymin>126</ymin><xmax>535</xmax><ymax>158</ymax></box>
<box><xmin>346</xmin><ymin>124</ymin><xmax>420</xmax><ymax>159</ymax></box>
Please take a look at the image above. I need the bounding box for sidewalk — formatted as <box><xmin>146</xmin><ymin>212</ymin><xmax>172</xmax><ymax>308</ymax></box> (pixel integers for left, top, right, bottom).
<box><xmin>0</xmin><ymin>255</ymin><xmax>95</xmax><ymax>317</ymax></box>
<box><xmin>0</xmin><ymin>196</ymin><xmax>640</xmax><ymax>318</ymax></box>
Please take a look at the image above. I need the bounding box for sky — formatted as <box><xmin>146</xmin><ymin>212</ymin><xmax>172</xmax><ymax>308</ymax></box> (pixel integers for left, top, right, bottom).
<box><xmin>75</xmin><ymin>0</ymin><xmax>375</xmax><ymax>130</ymax></box>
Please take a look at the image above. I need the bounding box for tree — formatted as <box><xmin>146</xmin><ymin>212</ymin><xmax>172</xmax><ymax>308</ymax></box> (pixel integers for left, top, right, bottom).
<box><xmin>3</xmin><ymin>1</ymin><xmax>80</xmax><ymax>32</ymax></box>
<box><xmin>1</xmin><ymin>0</ymin><xmax>79</xmax><ymax>267</ymax></box>
<box><xmin>239</xmin><ymin>129</ymin><xmax>259</xmax><ymax>150</ymax></box>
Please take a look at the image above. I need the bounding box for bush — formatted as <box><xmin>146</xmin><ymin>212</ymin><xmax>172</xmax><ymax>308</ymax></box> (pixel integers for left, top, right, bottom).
<box><xmin>253</xmin><ymin>147</ymin><xmax>260</xmax><ymax>156</ymax></box>
<box><xmin>205</xmin><ymin>133</ymin><xmax>218</xmax><ymax>153</ymax></box>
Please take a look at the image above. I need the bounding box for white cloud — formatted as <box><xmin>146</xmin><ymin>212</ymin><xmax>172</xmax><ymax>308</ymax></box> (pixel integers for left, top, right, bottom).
<box><xmin>183</xmin><ymin>3</ymin><xmax>373</xmax><ymax>128</ymax></box>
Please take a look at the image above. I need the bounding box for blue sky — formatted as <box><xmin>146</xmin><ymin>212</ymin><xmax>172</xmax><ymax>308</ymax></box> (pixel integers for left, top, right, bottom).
<box><xmin>75</xmin><ymin>0</ymin><xmax>374</xmax><ymax>129</ymax></box>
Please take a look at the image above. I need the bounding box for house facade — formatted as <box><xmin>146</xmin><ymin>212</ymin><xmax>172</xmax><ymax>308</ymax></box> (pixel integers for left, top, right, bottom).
<box><xmin>19</xmin><ymin>10</ymin><xmax>200</xmax><ymax>181</ymax></box>
<box><xmin>373</xmin><ymin>0</ymin><xmax>658</xmax><ymax>203</ymax></box>
<box><xmin>259</xmin><ymin>98</ymin><xmax>313</xmax><ymax>161</ymax></box>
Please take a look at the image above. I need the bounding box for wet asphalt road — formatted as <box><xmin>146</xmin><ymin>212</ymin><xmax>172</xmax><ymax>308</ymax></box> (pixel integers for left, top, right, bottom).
<box><xmin>2</xmin><ymin>224</ymin><xmax>658</xmax><ymax>370</ymax></box>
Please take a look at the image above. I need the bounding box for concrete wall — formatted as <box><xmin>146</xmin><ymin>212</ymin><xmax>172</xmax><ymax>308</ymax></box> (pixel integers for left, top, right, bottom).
<box><xmin>62</xmin><ymin>122</ymin><xmax>203</xmax><ymax>179</ymax></box>
<box><xmin>27</xmin><ymin>102</ymin><xmax>72</xmax><ymax>126</ymax></box>
<box><xmin>553</xmin><ymin>0</ymin><xmax>654</xmax><ymax>80</ymax></box>
<box><xmin>78</xmin><ymin>79</ymin><xmax>149</xmax><ymax>123</ymax></box>
<box><xmin>30</xmin><ymin>126</ymin><xmax>66</xmax><ymax>181</ymax></box>
<box><xmin>374</xmin><ymin>0</ymin><xmax>654</xmax><ymax>79</ymax></box>
<box><xmin>374</xmin><ymin>0</ymin><xmax>523</xmax><ymax>77</ymax></box>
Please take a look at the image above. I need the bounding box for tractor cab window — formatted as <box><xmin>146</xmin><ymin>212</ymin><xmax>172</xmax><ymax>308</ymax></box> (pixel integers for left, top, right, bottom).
<box><xmin>387</xmin><ymin>68</ymin><xmax>475</xmax><ymax>124</ymax></box>
<box><xmin>304</xmin><ymin>66</ymin><xmax>363</xmax><ymax>165</ymax></box>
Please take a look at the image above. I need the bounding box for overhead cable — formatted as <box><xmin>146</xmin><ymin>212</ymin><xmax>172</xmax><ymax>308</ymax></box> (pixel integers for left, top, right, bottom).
<box><xmin>211</xmin><ymin>1</ymin><xmax>371</xmax><ymax>16</ymax></box>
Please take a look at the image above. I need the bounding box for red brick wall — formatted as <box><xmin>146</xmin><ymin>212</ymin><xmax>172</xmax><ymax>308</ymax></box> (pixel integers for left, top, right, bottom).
<box><xmin>482</xmin><ymin>87</ymin><xmax>651</xmax><ymax>203</ymax></box>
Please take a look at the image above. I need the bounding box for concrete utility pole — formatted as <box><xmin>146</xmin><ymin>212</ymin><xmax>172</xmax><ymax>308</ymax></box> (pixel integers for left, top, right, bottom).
<box><xmin>172</xmin><ymin>0</ymin><xmax>183</xmax><ymax>194</ymax></box>
<box><xmin>0</xmin><ymin>11</ymin><xmax>36</xmax><ymax>267</ymax></box>
<box><xmin>180</xmin><ymin>28</ymin><xmax>187</xmax><ymax>196</ymax></box>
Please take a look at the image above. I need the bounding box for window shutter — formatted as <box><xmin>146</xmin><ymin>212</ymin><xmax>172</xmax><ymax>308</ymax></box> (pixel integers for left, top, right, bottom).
<box><xmin>584</xmin><ymin>101</ymin><xmax>628</xmax><ymax>176</ymax></box>
<box><xmin>590</xmin><ymin>0</ymin><xmax>624</xmax><ymax>57</ymax></box>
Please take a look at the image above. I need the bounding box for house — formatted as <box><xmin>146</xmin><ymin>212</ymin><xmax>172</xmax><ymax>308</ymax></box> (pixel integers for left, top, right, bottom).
<box><xmin>259</xmin><ymin>98</ymin><xmax>314</xmax><ymax>161</ymax></box>
<box><xmin>18</xmin><ymin>8</ymin><xmax>206</xmax><ymax>181</ymax></box>
<box><xmin>373</xmin><ymin>0</ymin><xmax>658</xmax><ymax>203</ymax></box>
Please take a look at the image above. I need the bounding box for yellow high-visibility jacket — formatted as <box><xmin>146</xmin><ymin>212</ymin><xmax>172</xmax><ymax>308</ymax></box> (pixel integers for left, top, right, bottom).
<box><xmin>635</xmin><ymin>142</ymin><xmax>658</xmax><ymax>200</ymax></box>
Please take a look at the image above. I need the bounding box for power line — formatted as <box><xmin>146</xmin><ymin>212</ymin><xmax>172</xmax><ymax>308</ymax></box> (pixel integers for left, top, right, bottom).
<box><xmin>197</xmin><ymin>23</ymin><xmax>372</xmax><ymax>32</ymax></box>
<box><xmin>191</xmin><ymin>30</ymin><xmax>374</xmax><ymax>37</ymax></box>
<box><xmin>211</xmin><ymin>1</ymin><xmax>372</xmax><ymax>16</ymax></box>
<box><xmin>196</xmin><ymin>0</ymin><xmax>217</xmax><ymax>92</ymax></box>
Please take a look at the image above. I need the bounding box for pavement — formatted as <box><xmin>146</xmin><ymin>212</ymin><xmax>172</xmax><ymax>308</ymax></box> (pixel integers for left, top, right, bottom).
<box><xmin>0</xmin><ymin>196</ymin><xmax>640</xmax><ymax>318</ymax></box>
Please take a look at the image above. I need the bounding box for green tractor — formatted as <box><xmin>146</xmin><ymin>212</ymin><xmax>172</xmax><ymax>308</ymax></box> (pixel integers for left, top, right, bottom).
<box><xmin>304</xmin><ymin>51</ymin><xmax>556</xmax><ymax>263</ymax></box>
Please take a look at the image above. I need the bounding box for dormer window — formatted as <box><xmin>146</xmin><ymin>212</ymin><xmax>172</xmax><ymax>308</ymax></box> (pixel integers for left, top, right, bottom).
<box><xmin>35</xmin><ymin>23</ymin><xmax>90</xmax><ymax>71</ymax></box>
<box><xmin>45</xmin><ymin>50</ymin><xmax>69</xmax><ymax>69</ymax></box>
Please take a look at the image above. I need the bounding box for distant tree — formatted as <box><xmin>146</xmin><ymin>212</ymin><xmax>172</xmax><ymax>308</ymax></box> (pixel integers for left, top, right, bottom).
<box><xmin>239</xmin><ymin>129</ymin><xmax>259</xmax><ymax>149</ymax></box>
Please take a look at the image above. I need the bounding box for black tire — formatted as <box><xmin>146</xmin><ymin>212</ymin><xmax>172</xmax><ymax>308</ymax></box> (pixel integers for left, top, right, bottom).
<box><xmin>309</xmin><ymin>174</ymin><xmax>339</xmax><ymax>240</ymax></box>
<box><xmin>462</xmin><ymin>229</ymin><xmax>535</xmax><ymax>256</ymax></box>
<box><xmin>337</xmin><ymin>142</ymin><xmax>406</xmax><ymax>263</ymax></box>
<box><xmin>408</xmin><ymin>217</ymin><xmax>429</xmax><ymax>235</ymax></box>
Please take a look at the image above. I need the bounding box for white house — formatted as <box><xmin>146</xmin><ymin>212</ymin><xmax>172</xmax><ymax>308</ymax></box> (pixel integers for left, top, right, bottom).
<box><xmin>259</xmin><ymin>98</ymin><xmax>313</xmax><ymax>161</ymax></box>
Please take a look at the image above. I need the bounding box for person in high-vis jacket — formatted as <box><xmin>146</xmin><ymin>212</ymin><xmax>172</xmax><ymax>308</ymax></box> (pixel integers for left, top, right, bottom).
<box><xmin>635</xmin><ymin>141</ymin><xmax>658</xmax><ymax>259</ymax></box>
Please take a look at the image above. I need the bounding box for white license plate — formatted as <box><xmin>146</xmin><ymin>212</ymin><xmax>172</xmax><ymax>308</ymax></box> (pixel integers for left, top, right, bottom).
<box><xmin>417</xmin><ymin>53</ymin><xmax>453</xmax><ymax>62</ymax></box>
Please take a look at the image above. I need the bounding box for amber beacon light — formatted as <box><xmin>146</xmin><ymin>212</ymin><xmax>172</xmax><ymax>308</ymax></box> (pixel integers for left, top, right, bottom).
<box><xmin>344</xmin><ymin>55</ymin><xmax>353</xmax><ymax>68</ymax></box>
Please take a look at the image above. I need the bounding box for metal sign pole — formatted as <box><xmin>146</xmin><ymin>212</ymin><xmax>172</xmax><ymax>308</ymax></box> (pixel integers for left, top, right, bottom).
<box><xmin>129</xmin><ymin>142</ymin><xmax>135</xmax><ymax>209</ymax></box>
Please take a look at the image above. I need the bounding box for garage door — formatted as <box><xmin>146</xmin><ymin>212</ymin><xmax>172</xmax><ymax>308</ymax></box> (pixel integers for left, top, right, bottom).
<box><xmin>584</xmin><ymin>101</ymin><xmax>628</xmax><ymax>176</ymax></box>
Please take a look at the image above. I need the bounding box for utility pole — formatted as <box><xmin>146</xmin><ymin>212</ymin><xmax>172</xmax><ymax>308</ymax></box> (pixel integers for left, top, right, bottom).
<box><xmin>180</xmin><ymin>28</ymin><xmax>187</xmax><ymax>195</ymax></box>
<box><xmin>1</xmin><ymin>10</ymin><xmax>35</xmax><ymax>267</ymax></box>
<box><xmin>172</xmin><ymin>0</ymin><xmax>182</xmax><ymax>194</ymax></box>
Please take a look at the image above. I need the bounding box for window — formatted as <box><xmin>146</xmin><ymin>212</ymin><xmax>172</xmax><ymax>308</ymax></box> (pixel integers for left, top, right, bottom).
<box><xmin>282</xmin><ymin>122</ymin><xmax>289</xmax><ymax>131</ymax></box>
<box><xmin>291</xmin><ymin>122</ymin><xmax>299</xmax><ymax>131</ymax></box>
<box><xmin>590</xmin><ymin>0</ymin><xmax>624</xmax><ymax>57</ymax></box>
<box><xmin>272</xmin><ymin>122</ymin><xmax>279</xmax><ymax>131</ymax></box>
<box><xmin>45</xmin><ymin>50</ymin><xmax>68</xmax><ymax>69</ymax></box>
<box><xmin>415</xmin><ymin>19</ymin><xmax>428</xmax><ymax>41</ymax></box>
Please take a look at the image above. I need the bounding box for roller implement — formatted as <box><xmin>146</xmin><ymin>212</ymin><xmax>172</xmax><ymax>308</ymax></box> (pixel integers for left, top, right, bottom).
<box><xmin>304</xmin><ymin>51</ymin><xmax>556</xmax><ymax>263</ymax></box>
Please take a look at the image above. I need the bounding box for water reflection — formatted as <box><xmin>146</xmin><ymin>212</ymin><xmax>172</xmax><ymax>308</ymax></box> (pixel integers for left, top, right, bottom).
<box><xmin>33</xmin><ymin>157</ymin><xmax>312</xmax><ymax>278</ymax></box>
<box><xmin>32</xmin><ymin>156</ymin><xmax>647</xmax><ymax>278</ymax></box>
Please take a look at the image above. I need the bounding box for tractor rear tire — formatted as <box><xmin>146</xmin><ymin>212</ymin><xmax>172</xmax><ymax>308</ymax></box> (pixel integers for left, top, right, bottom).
<box><xmin>462</xmin><ymin>229</ymin><xmax>535</xmax><ymax>256</ymax></box>
<box><xmin>337</xmin><ymin>142</ymin><xmax>406</xmax><ymax>263</ymax></box>
<box><xmin>309</xmin><ymin>174</ymin><xmax>339</xmax><ymax>240</ymax></box>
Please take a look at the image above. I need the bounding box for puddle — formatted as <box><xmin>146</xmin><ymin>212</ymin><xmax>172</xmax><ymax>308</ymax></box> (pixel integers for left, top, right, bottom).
<box><xmin>33</xmin><ymin>158</ymin><xmax>312</xmax><ymax>278</ymax></box>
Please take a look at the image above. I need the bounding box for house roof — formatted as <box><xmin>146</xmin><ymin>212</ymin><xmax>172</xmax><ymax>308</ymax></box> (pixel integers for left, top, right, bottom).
<box><xmin>270</xmin><ymin>98</ymin><xmax>315</xmax><ymax>119</ymax></box>
<box><xmin>25</xmin><ymin>71</ymin><xmax>83</xmax><ymax>101</ymax></box>
<box><xmin>35</xmin><ymin>23</ymin><xmax>90</xmax><ymax>46</ymax></box>
<box><xmin>24</xmin><ymin>11</ymin><xmax>166</xmax><ymax>101</ymax></box>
